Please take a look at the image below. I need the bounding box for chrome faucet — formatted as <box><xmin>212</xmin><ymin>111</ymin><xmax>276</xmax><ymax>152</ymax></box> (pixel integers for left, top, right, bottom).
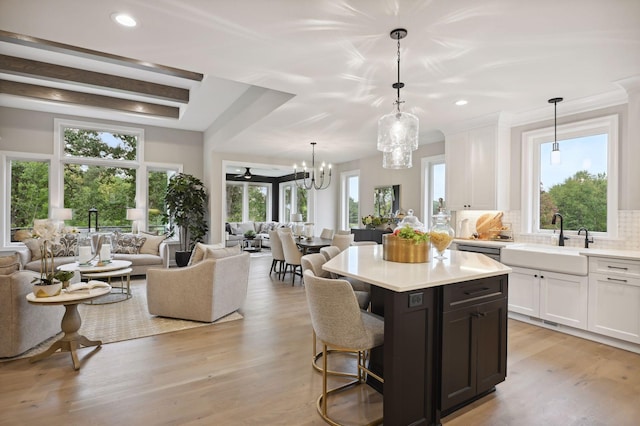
<box><xmin>578</xmin><ymin>227</ymin><xmax>594</xmax><ymax>248</ymax></box>
<box><xmin>551</xmin><ymin>213</ymin><xmax>569</xmax><ymax>246</ymax></box>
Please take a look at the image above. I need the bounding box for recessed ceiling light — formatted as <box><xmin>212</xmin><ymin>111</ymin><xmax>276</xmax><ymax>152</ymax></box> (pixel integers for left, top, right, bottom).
<box><xmin>455</xmin><ymin>99</ymin><xmax>468</xmax><ymax>106</ymax></box>
<box><xmin>111</xmin><ymin>13</ymin><xmax>137</xmax><ymax>27</ymax></box>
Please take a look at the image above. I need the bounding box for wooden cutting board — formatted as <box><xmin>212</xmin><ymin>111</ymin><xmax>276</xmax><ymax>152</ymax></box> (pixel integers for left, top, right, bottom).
<box><xmin>475</xmin><ymin>212</ymin><xmax>504</xmax><ymax>239</ymax></box>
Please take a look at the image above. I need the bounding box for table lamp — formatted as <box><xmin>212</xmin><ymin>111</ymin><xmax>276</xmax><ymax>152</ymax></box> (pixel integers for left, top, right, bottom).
<box><xmin>126</xmin><ymin>208</ymin><xmax>145</xmax><ymax>234</ymax></box>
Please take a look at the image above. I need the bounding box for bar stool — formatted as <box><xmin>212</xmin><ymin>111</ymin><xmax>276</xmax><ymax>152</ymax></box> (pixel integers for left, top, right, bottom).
<box><xmin>304</xmin><ymin>270</ymin><xmax>384</xmax><ymax>425</ymax></box>
<box><xmin>301</xmin><ymin>254</ymin><xmax>369</xmax><ymax>378</ymax></box>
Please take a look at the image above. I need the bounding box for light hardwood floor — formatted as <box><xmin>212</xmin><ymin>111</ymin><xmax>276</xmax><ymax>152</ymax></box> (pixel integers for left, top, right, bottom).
<box><xmin>1</xmin><ymin>255</ymin><xmax>639</xmax><ymax>425</ymax></box>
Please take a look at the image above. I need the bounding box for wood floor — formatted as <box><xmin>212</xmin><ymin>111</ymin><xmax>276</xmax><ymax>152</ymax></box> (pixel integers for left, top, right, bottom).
<box><xmin>1</xmin><ymin>255</ymin><xmax>639</xmax><ymax>425</ymax></box>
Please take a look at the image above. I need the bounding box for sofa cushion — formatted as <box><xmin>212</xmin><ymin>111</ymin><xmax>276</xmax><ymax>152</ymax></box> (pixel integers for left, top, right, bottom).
<box><xmin>204</xmin><ymin>245</ymin><xmax>242</xmax><ymax>260</ymax></box>
<box><xmin>0</xmin><ymin>252</ymin><xmax>21</xmax><ymax>275</ymax></box>
<box><xmin>188</xmin><ymin>242</ymin><xmax>226</xmax><ymax>265</ymax></box>
<box><xmin>112</xmin><ymin>253</ymin><xmax>163</xmax><ymax>266</ymax></box>
<box><xmin>235</xmin><ymin>222</ymin><xmax>255</xmax><ymax>235</ymax></box>
<box><xmin>113</xmin><ymin>232</ymin><xmax>146</xmax><ymax>254</ymax></box>
<box><xmin>23</xmin><ymin>238</ymin><xmax>44</xmax><ymax>261</ymax></box>
<box><xmin>138</xmin><ymin>233</ymin><xmax>168</xmax><ymax>256</ymax></box>
<box><xmin>51</xmin><ymin>233</ymin><xmax>78</xmax><ymax>257</ymax></box>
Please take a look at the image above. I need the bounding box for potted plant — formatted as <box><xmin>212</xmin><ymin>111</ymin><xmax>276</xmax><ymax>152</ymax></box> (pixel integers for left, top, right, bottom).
<box><xmin>164</xmin><ymin>173</ymin><xmax>209</xmax><ymax>267</ymax></box>
<box><xmin>244</xmin><ymin>229</ymin><xmax>256</xmax><ymax>240</ymax></box>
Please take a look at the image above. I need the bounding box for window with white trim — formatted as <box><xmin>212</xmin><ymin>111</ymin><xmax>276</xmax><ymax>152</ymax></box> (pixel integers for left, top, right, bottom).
<box><xmin>341</xmin><ymin>170</ymin><xmax>359</xmax><ymax>230</ymax></box>
<box><xmin>521</xmin><ymin>114</ymin><xmax>618</xmax><ymax>236</ymax></box>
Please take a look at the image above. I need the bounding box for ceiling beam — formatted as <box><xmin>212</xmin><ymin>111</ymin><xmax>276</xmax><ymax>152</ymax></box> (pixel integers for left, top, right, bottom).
<box><xmin>0</xmin><ymin>79</ymin><xmax>180</xmax><ymax>118</ymax></box>
<box><xmin>0</xmin><ymin>30</ymin><xmax>203</xmax><ymax>82</ymax></box>
<box><xmin>0</xmin><ymin>54</ymin><xmax>190</xmax><ymax>103</ymax></box>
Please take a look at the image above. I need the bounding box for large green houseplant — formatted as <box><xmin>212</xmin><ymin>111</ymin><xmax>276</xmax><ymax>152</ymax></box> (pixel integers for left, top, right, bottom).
<box><xmin>164</xmin><ymin>173</ymin><xmax>209</xmax><ymax>266</ymax></box>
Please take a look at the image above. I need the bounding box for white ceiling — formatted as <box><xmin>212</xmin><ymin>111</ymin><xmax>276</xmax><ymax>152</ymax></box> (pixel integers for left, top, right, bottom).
<box><xmin>1</xmin><ymin>0</ymin><xmax>639</xmax><ymax>166</ymax></box>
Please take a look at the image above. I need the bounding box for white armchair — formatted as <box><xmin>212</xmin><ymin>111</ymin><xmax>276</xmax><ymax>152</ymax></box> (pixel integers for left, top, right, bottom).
<box><xmin>146</xmin><ymin>252</ymin><xmax>250</xmax><ymax>322</ymax></box>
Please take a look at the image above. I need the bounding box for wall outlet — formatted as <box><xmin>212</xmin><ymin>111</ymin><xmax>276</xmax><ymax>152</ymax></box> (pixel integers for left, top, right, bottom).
<box><xmin>409</xmin><ymin>292</ymin><xmax>423</xmax><ymax>308</ymax></box>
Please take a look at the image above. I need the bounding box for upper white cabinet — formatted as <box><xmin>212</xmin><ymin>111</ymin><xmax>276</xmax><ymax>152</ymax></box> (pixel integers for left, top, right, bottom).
<box><xmin>445</xmin><ymin>121</ymin><xmax>510</xmax><ymax>211</ymax></box>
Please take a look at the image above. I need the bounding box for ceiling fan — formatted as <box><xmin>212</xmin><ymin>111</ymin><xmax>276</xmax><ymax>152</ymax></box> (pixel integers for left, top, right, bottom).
<box><xmin>235</xmin><ymin>167</ymin><xmax>253</xmax><ymax>180</ymax></box>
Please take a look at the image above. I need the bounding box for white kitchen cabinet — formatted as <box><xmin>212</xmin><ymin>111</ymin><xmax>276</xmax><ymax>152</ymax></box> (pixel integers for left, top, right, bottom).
<box><xmin>588</xmin><ymin>257</ymin><xmax>640</xmax><ymax>343</ymax></box>
<box><xmin>507</xmin><ymin>267</ymin><xmax>588</xmax><ymax>329</ymax></box>
<box><xmin>539</xmin><ymin>271</ymin><xmax>588</xmax><ymax>330</ymax></box>
<box><xmin>445</xmin><ymin>123</ymin><xmax>510</xmax><ymax>211</ymax></box>
<box><xmin>507</xmin><ymin>266</ymin><xmax>540</xmax><ymax>317</ymax></box>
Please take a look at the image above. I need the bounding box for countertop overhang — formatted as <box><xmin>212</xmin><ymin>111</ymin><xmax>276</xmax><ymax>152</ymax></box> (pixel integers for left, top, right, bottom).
<box><xmin>323</xmin><ymin>245</ymin><xmax>511</xmax><ymax>292</ymax></box>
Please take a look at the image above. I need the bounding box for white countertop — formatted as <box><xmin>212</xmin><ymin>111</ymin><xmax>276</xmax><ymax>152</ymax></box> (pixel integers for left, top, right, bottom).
<box><xmin>579</xmin><ymin>248</ymin><xmax>640</xmax><ymax>261</ymax></box>
<box><xmin>323</xmin><ymin>245</ymin><xmax>512</xmax><ymax>292</ymax></box>
<box><xmin>453</xmin><ymin>239</ymin><xmax>513</xmax><ymax>248</ymax></box>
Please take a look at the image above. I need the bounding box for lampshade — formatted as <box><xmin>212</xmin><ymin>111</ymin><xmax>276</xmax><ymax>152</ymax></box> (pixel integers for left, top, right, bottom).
<box><xmin>550</xmin><ymin>148</ymin><xmax>561</xmax><ymax>165</ymax></box>
<box><xmin>126</xmin><ymin>208</ymin><xmax>145</xmax><ymax>221</ymax></box>
<box><xmin>377</xmin><ymin>111</ymin><xmax>419</xmax><ymax>152</ymax></box>
<box><xmin>290</xmin><ymin>213</ymin><xmax>303</xmax><ymax>222</ymax></box>
<box><xmin>51</xmin><ymin>208</ymin><xmax>73</xmax><ymax>220</ymax></box>
<box><xmin>382</xmin><ymin>145</ymin><xmax>413</xmax><ymax>169</ymax></box>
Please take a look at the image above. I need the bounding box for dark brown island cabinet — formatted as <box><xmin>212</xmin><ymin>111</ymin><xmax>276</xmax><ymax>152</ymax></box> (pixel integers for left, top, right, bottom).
<box><xmin>440</xmin><ymin>277</ymin><xmax>508</xmax><ymax>416</ymax></box>
<box><xmin>369</xmin><ymin>274</ymin><xmax>508</xmax><ymax>425</ymax></box>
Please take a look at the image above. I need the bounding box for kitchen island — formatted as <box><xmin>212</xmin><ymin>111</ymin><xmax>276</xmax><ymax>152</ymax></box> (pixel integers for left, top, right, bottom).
<box><xmin>323</xmin><ymin>245</ymin><xmax>511</xmax><ymax>426</ymax></box>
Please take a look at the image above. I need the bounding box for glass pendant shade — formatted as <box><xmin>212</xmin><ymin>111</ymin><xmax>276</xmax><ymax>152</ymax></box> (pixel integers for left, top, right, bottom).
<box><xmin>377</xmin><ymin>110</ymin><xmax>419</xmax><ymax>152</ymax></box>
<box><xmin>550</xmin><ymin>146</ymin><xmax>561</xmax><ymax>165</ymax></box>
<box><xmin>383</xmin><ymin>145</ymin><xmax>413</xmax><ymax>169</ymax></box>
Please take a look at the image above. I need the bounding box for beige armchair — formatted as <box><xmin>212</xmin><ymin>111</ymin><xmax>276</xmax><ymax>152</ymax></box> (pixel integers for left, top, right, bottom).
<box><xmin>146</xmin><ymin>252</ymin><xmax>250</xmax><ymax>322</ymax></box>
<box><xmin>0</xmin><ymin>270</ymin><xmax>64</xmax><ymax>358</ymax></box>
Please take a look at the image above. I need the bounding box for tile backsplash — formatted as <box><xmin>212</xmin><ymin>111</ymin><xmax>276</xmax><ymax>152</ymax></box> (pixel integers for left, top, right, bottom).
<box><xmin>501</xmin><ymin>210</ymin><xmax>640</xmax><ymax>251</ymax></box>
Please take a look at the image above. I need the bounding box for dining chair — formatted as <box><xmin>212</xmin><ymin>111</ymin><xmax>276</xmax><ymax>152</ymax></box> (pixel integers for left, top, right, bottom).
<box><xmin>331</xmin><ymin>233</ymin><xmax>354</xmax><ymax>252</ymax></box>
<box><xmin>268</xmin><ymin>229</ymin><xmax>286</xmax><ymax>280</ymax></box>
<box><xmin>319</xmin><ymin>228</ymin><xmax>334</xmax><ymax>240</ymax></box>
<box><xmin>304</xmin><ymin>270</ymin><xmax>384</xmax><ymax>425</ymax></box>
<box><xmin>319</xmin><ymin>245</ymin><xmax>341</xmax><ymax>262</ymax></box>
<box><xmin>277</xmin><ymin>228</ymin><xmax>303</xmax><ymax>285</ymax></box>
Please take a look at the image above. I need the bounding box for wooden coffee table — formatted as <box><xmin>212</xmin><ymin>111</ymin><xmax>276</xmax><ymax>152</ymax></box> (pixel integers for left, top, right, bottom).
<box><xmin>27</xmin><ymin>283</ymin><xmax>111</xmax><ymax>370</ymax></box>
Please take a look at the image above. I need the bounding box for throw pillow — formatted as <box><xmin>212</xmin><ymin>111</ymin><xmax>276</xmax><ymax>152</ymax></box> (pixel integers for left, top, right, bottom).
<box><xmin>188</xmin><ymin>242</ymin><xmax>225</xmax><ymax>265</ymax></box>
<box><xmin>204</xmin><ymin>245</ymin><xmax>241</xmax><ymax>260</ymax></box>
<box><xmin>0</xmin><ymin>252</ymin><xmax>21</xmax><ymax>275</ymax></box>
<box><xmin>113</xmin><ymin>232</ymin><xmax>146</xmax><ymax>254</ymax></box>
<box><xmin>237</xmin><ymin>222</ymin><xmax>255</xmax><ymax>235</ymax></box>
<box><xmin>23</xmin><ymin>238</ymin><xmax>43</xmax><ymax>260</ymax></box>
<box><xmin>51</xmin><ymin>233</ymin><xmax>78</xmax><ymax>257</ymax></box>
<box><xmin>138</xmin><ymin>233</ymin><xmax>168</xmax><ymax>256</ymax></box>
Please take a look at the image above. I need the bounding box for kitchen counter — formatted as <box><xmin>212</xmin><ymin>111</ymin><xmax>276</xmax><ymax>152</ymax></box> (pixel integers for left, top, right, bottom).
<box><xmin>453</xmin><ymin>238</ymin><xmax>513</xmax><ymax>249</ymax></box>
<box><xmin>579</xmin><ymin>248</ymin><xmax>640</xmax><ymax>260</ymax></box>
<box><xmin>322</xmin><ymin>244</ymin><xmax>511</xmax><ymax>425</ymax></box>
<box><xmin>323</xmin><ymin>244</ymin><xmax>511</xmax><ymax>292</ymax></box>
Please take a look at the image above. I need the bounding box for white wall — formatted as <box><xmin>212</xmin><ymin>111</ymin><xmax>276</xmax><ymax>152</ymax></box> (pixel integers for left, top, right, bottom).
<box><xmin>335</xmin><ymin>141</ymin><xmax>446</xmax><ymax>226</ymax></box>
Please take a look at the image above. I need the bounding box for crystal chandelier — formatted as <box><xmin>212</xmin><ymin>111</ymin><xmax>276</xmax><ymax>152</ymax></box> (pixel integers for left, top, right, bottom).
<box><xmin>294</xmin><ymin>142</ymin><xmax>332</xmax><ymax>190</ymax></box>
<box><xmin>377</xmin><ymin>28</ymin><xmax>419</xmax><ymax>169</ymax></box>
<box><xmin>549</xmin><ymin>97</ymin><xmax>563</xmax><ymax>165</ymax></box>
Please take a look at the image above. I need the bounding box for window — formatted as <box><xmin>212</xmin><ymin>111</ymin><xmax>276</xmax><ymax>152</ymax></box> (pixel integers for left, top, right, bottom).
<box><xmin>61</xmin><ymin>125</ymin><xmax>139</xmax><ymax>232</ymax></box>
<box><xmin>9</xmin><ymin>159</ymin><xmax>50</xmax><ymax>241</ymax></box>
<box><xmin>225</xmin><ymin>182</ymin><xmax>272</xmax><ymax>222</ymax></box>
<box><xmin>422</xmin><ymin>156</ymin><xmax>445</xmax><ymax>227</ymax></box>
<box><xmin>148</xmin><ymin>169</ymin><xmax>176</xmax><ymax>234</ymax></box>
<box><xmin>280</xmin><ymin>182</ymin><xmax>307</xmax><ymax>222</ymax></box>
<box><xmin>521</xmin><ymin>115</ymin><xmax>618</xmax><ymax>236</ymax></box>
<box><xmin>341</xmin><ymin>171</ymin><xmax>359</xmax><ymax>229</ymax></box>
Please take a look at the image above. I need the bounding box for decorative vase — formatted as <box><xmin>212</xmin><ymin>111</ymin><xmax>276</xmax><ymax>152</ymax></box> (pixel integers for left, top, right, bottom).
<box><xmin>382</xmin><ymin>234</ymin><xmax>430</xmax><ymax>263</ymax></box>
<box><xmin>429</xmin><ymin>211</ymin><xmax>455</xmax><ymax>260</ymax></box>
<box><xmin>33</xmin><ymin>281</ymin><xmax>63</xmax><ymax>298</ymax></box>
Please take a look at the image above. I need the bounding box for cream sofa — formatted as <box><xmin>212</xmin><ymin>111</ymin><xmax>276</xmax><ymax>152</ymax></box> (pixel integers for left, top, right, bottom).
<box><xmin>146</xmin><ymin>250</ymin><xmax>250</xmax><ymax>322</ymax></box>
<box><xmin>0</xmin><ymin>270</ymin><xmax>65</xmax><ymax>358</ymax></box>
<box><xmin>225</xmin><ymin>221</ymin><xmax>293</xmax><ymax>248</ymax></box>
<box><xmin>17</xmin><ymin>233</ymin><xmax>170</xmax><ymax>277</ymax></box>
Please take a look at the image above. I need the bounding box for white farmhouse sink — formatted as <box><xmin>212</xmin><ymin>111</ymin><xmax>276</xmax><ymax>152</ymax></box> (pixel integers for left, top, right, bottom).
<box><xmin>501</xmin><ymin>243</ymin><xmax>588</xmax><ymax>275</ymax></box>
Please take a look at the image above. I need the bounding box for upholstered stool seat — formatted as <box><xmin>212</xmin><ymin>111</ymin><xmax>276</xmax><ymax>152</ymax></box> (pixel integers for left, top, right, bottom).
<box><xmin>304</xmin><ymin>270</ymin><xmax>384</xmax><ymax>425</ymax></box>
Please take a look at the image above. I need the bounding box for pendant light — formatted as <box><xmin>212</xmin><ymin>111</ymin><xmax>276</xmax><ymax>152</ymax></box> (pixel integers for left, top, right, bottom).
<box><xmin>293</xmin><ymin>142</ymin><xmax>331</xmax><ymax>190</ymax></box>
<box><xmin>549</xmin><ymin>97</ymin><xmax>563</xmax><ymax>165</ymax></box>
<box><xmin>377</xmin><ymin>28</ymin><xmax>419</xmax><ymax>169</ymax></box>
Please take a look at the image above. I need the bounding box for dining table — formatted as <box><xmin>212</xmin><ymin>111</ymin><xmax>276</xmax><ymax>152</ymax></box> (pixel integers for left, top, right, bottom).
<box><xmin>295</xmin><ymin>237</ymin><xmax>333</xmax><ymax>254</ymax></box>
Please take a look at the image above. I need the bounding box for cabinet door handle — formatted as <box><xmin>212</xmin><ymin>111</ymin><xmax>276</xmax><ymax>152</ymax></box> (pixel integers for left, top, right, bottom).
<box><xmin>470</xmin><ymin>312</ymin><xmax>486</xmax><ymax>318</ymax></box>
<box><xmin>464</xmin><ymin>287</ymin><xmax>490</xmax><ymax>295</ymax></box>
<box><xmin>607</xmin><ymin>277</ymin><xmax>628</xmax><ymax>283</ymax></box>
<box><xmin>607</xmin><ymin>266</ymin><xmax>629</xmax><ymax>271</ymax></box>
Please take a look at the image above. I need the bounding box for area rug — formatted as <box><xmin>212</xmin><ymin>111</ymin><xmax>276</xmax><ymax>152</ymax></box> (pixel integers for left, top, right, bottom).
<box><xmin>2</xmin><ymin>279</ymin><xmax>243</xmax><ymax>362</ymax></box>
